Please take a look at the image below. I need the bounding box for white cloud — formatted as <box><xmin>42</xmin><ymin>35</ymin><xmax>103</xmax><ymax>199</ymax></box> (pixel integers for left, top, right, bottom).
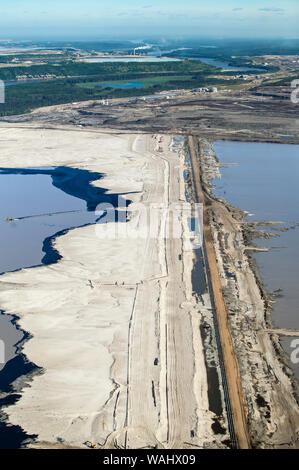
<box><xmin>259</xmin><ymin>7</ymin><xmax>285</xmax><ymax>13</ymax></box>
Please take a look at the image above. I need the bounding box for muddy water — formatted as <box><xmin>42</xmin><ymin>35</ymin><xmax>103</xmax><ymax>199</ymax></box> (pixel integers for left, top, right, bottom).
<box><xmin>0</xmin><ymin>171</ymin><xmax>93</xmax><ymax>274</ymax></box>
<box><xmin>0</xmin><ymin>166</ymin><xmax>123</xmax><ymax>447</ymax></box>
<box><xmin>211</xmin><ymin>141</ymin><xmax>299</xmax><ymax>379</ymax></box>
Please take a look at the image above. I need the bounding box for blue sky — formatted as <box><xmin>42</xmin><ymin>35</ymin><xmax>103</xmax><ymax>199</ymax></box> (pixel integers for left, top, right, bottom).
<box><xmin>0</xmin><ymin>0</ymin><xmax>298</xmax><ymax>39</ymax></box>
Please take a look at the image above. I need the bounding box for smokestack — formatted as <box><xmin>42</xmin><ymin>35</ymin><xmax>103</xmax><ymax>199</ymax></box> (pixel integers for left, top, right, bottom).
<box><xmin>133</xmin><ymin>45</ymin><xmax>151</xmax><ymax>56</ymax></box>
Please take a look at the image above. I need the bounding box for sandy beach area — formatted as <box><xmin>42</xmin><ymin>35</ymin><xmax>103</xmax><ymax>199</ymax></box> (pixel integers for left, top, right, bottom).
<box><xmin>0</xmin><ymin>126</ymin><xmax>228</xmax><ymax>448</ymax></box>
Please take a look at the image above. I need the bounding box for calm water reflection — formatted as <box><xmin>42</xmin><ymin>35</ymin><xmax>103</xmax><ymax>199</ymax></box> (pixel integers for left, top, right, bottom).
<box><xmin>212</xmin><ymin>141</ymin><xmax>299</xmax><ymax>378</ymax></box>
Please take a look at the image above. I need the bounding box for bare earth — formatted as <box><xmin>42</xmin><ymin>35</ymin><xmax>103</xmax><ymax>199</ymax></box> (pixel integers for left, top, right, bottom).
<box><xmin>195</xmin><ymin>137</ymin><xmax>299</xmax><ymax>448</ymax></box>
<box><xmin>0</xmin><ymin>126</ymin><xmax>227</xmax><ymax>448</ymax></box>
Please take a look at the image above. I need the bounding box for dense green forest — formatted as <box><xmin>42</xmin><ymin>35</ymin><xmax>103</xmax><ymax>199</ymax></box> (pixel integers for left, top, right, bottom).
<box><xmin>0</xmin><ymin>38</ymin><xmax>291</xmax><ymax>117</ymax></box>
<box><xmin>0</xmin><ymin>59</ymin><xmax>215</xmax><ymax>81</ymax></box>
<box><xmin>0</xmin><ymin>60</ymin><xmax>228</xmax><ymax>116</ymax></box>
<box><xmin>0</xmin><ymin>37</ymin><xmax>294</xmax><ymax>116</ymax></box>
<box><xmin>0</xmin><ymin>72</ymin><xmax>244</xmax><ymax>116</ymax></box>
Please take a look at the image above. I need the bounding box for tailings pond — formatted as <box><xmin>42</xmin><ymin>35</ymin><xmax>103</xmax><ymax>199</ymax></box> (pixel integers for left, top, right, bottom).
<box><xmin>212</xmin><ymin>141</ymin><xmax>299</xmax><ymax>380</ymax></box>
<box><xmin>0</xmin><ymin>166</ymin><xmax>122</xmax><ymax>447</ymax></box>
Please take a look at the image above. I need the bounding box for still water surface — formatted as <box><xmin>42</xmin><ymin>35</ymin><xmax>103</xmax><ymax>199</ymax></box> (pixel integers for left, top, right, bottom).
<box><xmin>212</xmin><ymin>141</ymin><xmax>299</xmax><ymax>378</ymax></box>
<box><xmin>0</xmin><ymin>166</ymin><xmax>123</xmax><ymax>447</ymax></box>
<box><xmin>198</xmin><ymin>57</ymin><xmax>262</xmax><ymax>72</ymax></box>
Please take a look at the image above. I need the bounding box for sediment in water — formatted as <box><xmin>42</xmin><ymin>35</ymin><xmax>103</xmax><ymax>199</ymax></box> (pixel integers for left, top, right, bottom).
<box><xmin>192</xmin><ymin>136</ymin><xmax>299</xmax><ymax>448</ymax></box>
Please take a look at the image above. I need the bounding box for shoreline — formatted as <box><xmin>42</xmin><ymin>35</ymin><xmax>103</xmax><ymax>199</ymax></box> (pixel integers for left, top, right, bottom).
<box><xmin>193</xmin><ymin>136</ymin><xmax>299</xmax><ymax>447</ymax></box>
<box><xmin>0</xmin><ymin>164</ymin><xmax>129</xmax><ymax>448</ymax></box>
<box><xmin>204</xmin><ymin>142</ymin><xmax>299</xmax><ymax>380</ymax></box>
<box><xmin>0</xmin><ymin>122</ymin><xmax>298</xmax><ymax>448</ymax></box>
<box><xmin>187</xmin><ymin>136</ymin><xmax>250</xmax><ymax>448</ymax></box>
<box><xmin>0</xmin><ymin>128</ymin><xmax>148</xmax><ymax>448</ymax></box>
<box><xmin>0</xmin><ymin>127</ymin><xmax>230</xmax><ymax>449</ymax></box>
<box><xmin>0</xmin><ymin>309</ymin><xmax>40</xmax><ymax>449</ymax></box>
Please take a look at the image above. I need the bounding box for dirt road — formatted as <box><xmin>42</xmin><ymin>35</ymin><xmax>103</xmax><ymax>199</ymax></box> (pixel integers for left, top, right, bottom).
<box><xmin>0</xmin><ymin>128</ymin><xmax>227</xmax><ymax>448</ymax></box>
<box><xmin>188</xmin><ymin>135</ymin><xmax>251</xmax><ymax>449</ymax></box>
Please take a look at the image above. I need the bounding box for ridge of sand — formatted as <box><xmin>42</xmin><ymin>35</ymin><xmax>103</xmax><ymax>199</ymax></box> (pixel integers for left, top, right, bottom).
<box><xmin>0</xmin><ymin>127</ymin><xmax>228</xmax><ymax>448</ymax></box>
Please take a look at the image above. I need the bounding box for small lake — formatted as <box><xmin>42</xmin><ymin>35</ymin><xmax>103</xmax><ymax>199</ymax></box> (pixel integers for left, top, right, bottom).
<box><xmin>212</xmin><ymin>141</ymin><xmax>299</xmax><ymax>380</ymax></box>
<box><xmin>87</xmin><ymin>81</ymin><xmax>144</xmax><ymax>89</ymax></box>
<box><xmin>5</xmin><ymin>80</ymin><xmax>44</xmax><ymax>87</ymax></box>
<box><xmin>197</xmin><ymin>57</ymin><xmax>262</xmax><ymax>72</ymax></box>
<box><xmin>0</xmin><ymin>166</ymin><xmax>124</xmax><ymax>448</ymax></box>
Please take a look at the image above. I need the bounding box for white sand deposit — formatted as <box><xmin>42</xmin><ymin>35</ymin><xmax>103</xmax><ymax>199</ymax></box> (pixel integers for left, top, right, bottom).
<box><xmin>0</xmin><ymin>126</ymin><xmax>225</xmax><ymax>449</ymax></box>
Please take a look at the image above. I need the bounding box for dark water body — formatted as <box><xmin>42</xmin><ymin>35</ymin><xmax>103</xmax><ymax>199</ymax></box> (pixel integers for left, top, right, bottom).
<box><xmin>88</xmin><ymin>81</ymin><xmax>144</xmax><ymax>89</ymax></box>
<box><xmin>197</xmin><ymin>57</ymin><xmax>262</xmax><ymax>72</ymax></box>
<box><xmin>191</xmin><ymin>247</ymin><xmax>224</xmax><ymax>425</ymax></box>
<box><xmin>212</xmin><ymin>141</ymin><xmax>299</xmax><ymax>379</ymax></box>
<box><xmin>0</xmin><ymin>166</ymin><xmax>122</xmax><ymax>274</ymax></box>
<box><xmin>0</xmin><ymin>166</ymin><xmax>125</xmax><ymax>448</ymax></box>
<box><xmin>192</xmin><ymin>248</ymin><xmax>206</xmax><ymax>296</ymax></box>
<box><xmin>5</xmin><ymin>80</ymin><xmax>44</xmax><ymax>87</ymax></box>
